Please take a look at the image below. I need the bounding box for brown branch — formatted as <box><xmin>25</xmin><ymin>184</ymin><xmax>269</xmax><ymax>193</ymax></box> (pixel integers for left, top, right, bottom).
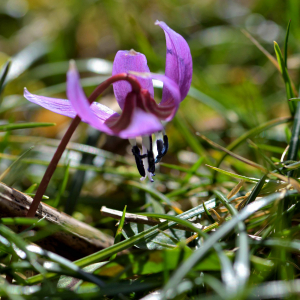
<box><xmin>0</xmin><ymin>183</ymin><xmax>114</xmax><ymax>260</ymax></box>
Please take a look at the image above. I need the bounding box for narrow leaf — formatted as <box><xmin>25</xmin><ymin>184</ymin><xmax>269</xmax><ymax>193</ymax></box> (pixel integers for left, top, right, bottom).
<box><xmin>0</xmin><ymin>122</ymin><xmax>56</xmax><ymax>131</ymax></box>
<box><xmin>206</xmin><ymin>165</ymin><xmax>259</xmax><ymax>183</ymax></box>
<box><xmin>53</xmin><ymin>160</ymin><xmax>70</xmax><ymax>208</ymax></box>
<box><xmin>215</xmin><ymin>116</ymin><xmax>291</xmax><ymax>169</ymax></box>
<box><xmin>0</xmin><ymin>60</ymin><xmax>11</xmax><ymax>96</ymax></box>
<box><xmin>274</xmin><ymin>41</ymin><xmax>296</xmax><ymax>114</ymax></box>
<box><xmin>284</xmin><ymin>20</ymin><xmax>291</xmax><ymax>68</ymax></box>
<box><xmin>110</xmin><ymin>205</ymin><xmax>127</xmax><ymax>261</ymax></box>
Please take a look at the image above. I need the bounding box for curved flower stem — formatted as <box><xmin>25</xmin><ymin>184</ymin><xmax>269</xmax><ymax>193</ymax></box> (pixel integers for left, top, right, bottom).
<box><xmin>26</xmin><ymin>74</ymin><xmax>141</xmax><ymax>218</ymax></box>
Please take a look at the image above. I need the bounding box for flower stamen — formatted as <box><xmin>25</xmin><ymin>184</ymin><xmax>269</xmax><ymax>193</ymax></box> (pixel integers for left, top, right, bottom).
<box><xmin>155</xmin><ymin>134</ymin><xmax>169</xmax><ymax>163</ymax></box>
<box><xmin>140</xmin><ymin>135</ymin><xmax>155</xmax><ymax>182</ymax></box>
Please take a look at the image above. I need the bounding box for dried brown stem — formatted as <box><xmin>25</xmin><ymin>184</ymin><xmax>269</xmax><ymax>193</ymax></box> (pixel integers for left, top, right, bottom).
<box><xmin>0</xmin><ymin>183</ymin><xmax>114</xmax><ymax>260</ymax></box>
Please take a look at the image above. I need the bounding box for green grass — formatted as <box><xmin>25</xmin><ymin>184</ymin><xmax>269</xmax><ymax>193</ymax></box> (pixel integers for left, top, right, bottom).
<box><xmin>0</xmin><ymin>1</ymin><xmax>300</xmax><ymax>299</ymax></box>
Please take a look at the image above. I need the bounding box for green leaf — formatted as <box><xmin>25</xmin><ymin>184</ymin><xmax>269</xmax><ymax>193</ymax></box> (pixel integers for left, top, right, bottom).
<box><xmin>159</xmin><ymin>162</ymin><xmax>210</xmax><ymax>178</ymax></box>
<box><xmin>0</xmin><ymin>122</ymin><xmax>56</xmax><ymax>131</ymax></box>
<box><xmin>0</xmin><ymin>218</ymin><xmax>48</xmax><ymax>227</ymax></box>
<box><xmin>126</xmin><ymin>180</ymin><xmax>176</xmax><ymax>210</ymax></box>
<box><xmin>0</xmin><ymin>146</ymin><xmax>34</xmax><ymax>182</ymax></box>
<box><xmin>0</xmin><ymin>60</ymin><xmax>11</xmax><ymax>96</ymax></box>
<box><xmin>284</xmin><ymin>20</ymin><xmax>291</xmax><ymax>68</ymax></box>
<box><xmin>0</xmin><ymin>224</ymin><xmax>45</xmax><ymax>275</ymax></box>
<box><xmin>27</xmin><ymin>244</ymin><xmax>105</xmax><ymax>287</ymax></box>
<box><xmin>24</xmin><ymin>183</ymin><xmax>37</xmax><ymax>194</ymax></box>
<box><xmin>53</xmin><ymin>160</ymin><xmax>70</xmax><ymax>208</ymax></box>
<box><xmin>173</xmin><ymin>115</ymin><xmax>211</xmax><ymax>164</ymax></box>
<box><xmin>181</xmin><ymin>157</ymin><xmax>205</xmax><ymax>185</ymax></box>
<box><xmin>214</xmin><ymin>116</ymin><xmax>291</xmax><ymax>171</ymax></box>
<box><xmin>252</xmin><ymin>144</ymin><xmax>285</xmax><ymax>154</ymax></box>
<box><xmin>213</xmin><ymin>190</ymin><xmax>249</xmax><ymax>291</ymax></box>
<box><xmin>287</xmin><ymin>102</ymin><xmax>300</xmax><ymax>166</ymax></box>
<box><xmin>274</xmin><ymin>41</ymin><xmax>296</xmax><ymax>114</ymax></box>
<box><xmin>110</xmin><ymin>206</ymin><xmax>127</xmax><ymax>260</ymax></box>
<box><xmin>57</xmin><ymin>262</ymin><xmax>106</xmax><ymax>290</ymax></box>
<box><xmin>162</xmin><ymin>191</ymin><xmax>291</xmax><ymax>298</ymax></box>
<box><xmin>122</xmin><ymin>222</ymin><xmax>188</xmax><ymax>250</ymax></box>
<box><xmin>203</xmin><ymin>202</ymin><xmax>215</xmax><ymax>224</ymax></box>
<box><xmin>26</xmin><ymin>199</ymin><xmax>219</xmax><ymax>284</ymax></box>
<box><xmin>25</xmin><ymin>193</ymin><xmax>49</xmax><ymax>200</ymax></box>
<box><xmin>97</xmin><ymin>248</ymin><xmax>222</xmax><ymax>279</ymax></box>
<box><xmin>243</xmin><ymin>174</ymin><xmax>267</xmax><ymax>208</ymax></box>
<box><xmin>136</xmin><ymin>212</ymin><xmax>236</xmax><ymax>288</ymax></box>
<box><xmin>206</xmin><ymin>164</ymin><xmax>259</xmax><ymax>183</ymax></box>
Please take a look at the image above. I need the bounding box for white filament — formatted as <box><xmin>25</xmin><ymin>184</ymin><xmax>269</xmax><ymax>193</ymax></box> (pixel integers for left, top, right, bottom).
<box><xmin>128</xmin><ymin>138</ymin><xmax>137</xmax><ymax>146</ymax></box>
<box><xmin>140</xmin><ymin>136</ymin><xmax>154</xmax><ymax>182</ymax></box>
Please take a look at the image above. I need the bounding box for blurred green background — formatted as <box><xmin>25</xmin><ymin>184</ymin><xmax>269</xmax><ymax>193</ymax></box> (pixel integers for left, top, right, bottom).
<box><xmin>0</xmin><ymin>0</ymin><xmax>298</xmax><ymax>232</ymax></box>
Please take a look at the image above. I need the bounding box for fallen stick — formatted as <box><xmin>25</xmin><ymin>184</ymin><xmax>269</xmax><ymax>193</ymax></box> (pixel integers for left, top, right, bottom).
<box><xmin>0</xmin><ymin>182</ymin><xmax>114</xmax><ymax>260</ymax></box>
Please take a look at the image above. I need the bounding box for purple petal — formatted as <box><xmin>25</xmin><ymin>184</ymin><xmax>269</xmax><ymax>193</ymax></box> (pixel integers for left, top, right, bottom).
<box><xmin>112</xmin><ymin>50</ymin><xmax>154</xmax><ymax>110</ymax></box>
<box><xmin>24</xmin><ymin>88</ymin><xmax>77</xmax><ymax>118</ymax></box>
<box><xmin>66</xmin><ymin>61</ymin><xmax>117</xmax><ymax>135</ymax></box>
<box><xmin>105</xmin><ymin>92</ymin><xmax>163</xmax><ymax>139</ymax></box>
<box><xmin>118</xmin><ymin>108</ymin><xmax>163</xmax><ymax>139</ymax></box>
<box><xmin>156</xmin><ymin>21</ymin><xmax>192</xmax><ymax>102</ymax></box>
<box><xmin>24</xmin><ymin>87</ymin><xmax>117</xmax><ymax>124</ymax></box>
<box><xmin>66</xmin><ymin>61</ymin><xmax>161</xmax><ymax>138</ymax></box>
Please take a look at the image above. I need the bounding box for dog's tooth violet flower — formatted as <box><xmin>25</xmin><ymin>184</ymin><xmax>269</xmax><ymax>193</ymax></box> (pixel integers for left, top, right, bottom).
<box><xmin>24</xmin><ymin>21</ymin><xmax>192</xmax><ymax>181</ymax></box>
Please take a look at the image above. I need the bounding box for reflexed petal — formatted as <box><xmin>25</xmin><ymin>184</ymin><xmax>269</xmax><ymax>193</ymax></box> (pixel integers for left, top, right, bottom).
<box><xmin>118</xmin><ymin>108</ymin><xmax>163</xmax><ymax>139</ymax></box>
<box><xmin>66</xmin><ymin>61</ymin><xmax>117</xmax><ymax>135</ymax></box>
<box><xmin>24</xmin><ymin>88</ymin><xmax>77</xmax><ymax>119</ymax></box>
<box><xmin>112</xmin><ymin>50</ymin><xmax>154</xmax><ymax>110</ymax></box>
<box><xmin>66</xmin><ymin>64</ymin><xmax>162</xmax><ymax>138</ymax></box>
<box><xmin>130</xmin><ymin>72</ymin><xmax>181</xmax><ymax>121</ymax></box>
<box><xmin>105</xmin><ymin>92</ymin><xmax>163</xmax><ymax>139</ymax></box>
<box><xmin>90</xmin><ymin>102</ymin><xmax>119</xmax><ymax>122</ymax></box>
<box><xmin>25</xmin><ymin>87</ymin><xmax>117</xmax><ymax>124</ymax></box>
<box><xmin>156</xmin><ymin>21</ymin><xmax>192</xmax><ymax>102</ymax></box>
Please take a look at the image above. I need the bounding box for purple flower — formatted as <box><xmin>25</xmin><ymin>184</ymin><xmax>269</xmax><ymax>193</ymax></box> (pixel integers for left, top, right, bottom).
<box><xmin>24</xmin><ymin>21</ymin><xmax>192</xmax><ymax>181</ymax></box>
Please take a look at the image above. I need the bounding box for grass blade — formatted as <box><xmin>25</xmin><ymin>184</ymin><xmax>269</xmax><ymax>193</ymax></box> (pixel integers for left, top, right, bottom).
<box><xmin>214</xmin><ymin>190</ymin><xmax>249</xmax><ymax>292</ymax></box>
<box><xmin>138</xmin><ymin>212</ymin><xmax>236</xmax><ymax>290</ymax></box>
<box><xmin>284</xmin><ymin>20</ymin><xmax>291</xmax><ymax>68</ymax></box>
<box><xmin>181</xmin><ymin>157</ymin><xmax>204</xmax><ymax>184</ymax></box>
<box><xmin>0</xmin><ymin>60</ymin><xmax>11</xmax><ymax>96</ymax></box>
<box><xmin>206</xmin><ymin>165</ymin><xmax>259</xmax><ymax>183</ymax></box>
<box><xmin>26</xmin><ymin>199</ymin><xmax>219</xmax><ymax>284</ymax></box>
<box><xmin>162</xmin><ymin>191</ymin><xmax>289</xmax><ymax>298</ymax></box>
<box><xmin>214</xmin><ymin>117</ymin><xmax>291</xmax><ymax>169</ymax></box>
<box><xmin>53</xmin><ymin>161</ymin><xmax>70</xmax><ymax>208</ymax></box>
<box><xmin>110</xmin><ymin>205</ymin><xmax>127</xmax><ymax>261</ymax></box>
<box><xmin>0</xmin><ymin>146</ymin><xmax>34</xmax><ymax>182</ymax></box>
<box><xmin>173</xmin><ymin>115</ymin><xmax>211</xmax><ymax>164</ymax></box>
<box><xmin>0</xmin><ymin>122</ymin><xmax>56</xmax><ymax>131</ymax></box>
<box><xmin>287</xmin><ymin>102</ymin><xmax>300</xmax><ymax>163</ymax></box>
<box><xmin>243</xmin><ymin>174</ymin><xmax>267</xmax><ymax>208</ymax></box>
<box><xmin>274</xmin><ymin>41</ymin><xmax>296</xmax><ymax>114</ymax></box>
<box><xmin>198</xmin><ymin>133</ymin><xmax>267</xmax><ymax>172</ymax></box>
